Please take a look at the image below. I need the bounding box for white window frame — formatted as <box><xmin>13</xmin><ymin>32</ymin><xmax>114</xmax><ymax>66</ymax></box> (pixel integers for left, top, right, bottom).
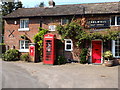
<box><xmin>19</xmin><ymin>40</ymin><xmax>29</xmax><ymax>52</ymax></box>
<box><xmin>61</xmin><ymin>18</ymin><xmax>69</xmax><ymax>25</ymax></box>
<box><xmin>110</xmin><ymin>16</ymin><xmax>120</xmax><ymax>26</ymax></box>
<box><xmin>18</xmin><ymin>18</ymin><xmax>30</xmax><ymax>31</ymax></box>
<box><xmin>64</xmin><ymin>39</ymin><xmax>73</xmax><ymax>51</ymax></box>
<box><xmin>112</xmin><ymin>38</ymin><xmax>120</xmax><ymax>58</ymax></box>
<box><xmin>48</xmin><ymin>25</ymin><xmax>56</xmax><ymax>31</ymax></box>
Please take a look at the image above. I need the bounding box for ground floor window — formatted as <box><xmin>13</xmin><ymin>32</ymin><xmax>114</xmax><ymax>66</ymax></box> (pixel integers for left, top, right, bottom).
<box><xmin>112</xmin><ymin>38</ymin><xmax>120</xmax><ymax>58</ymax></box>
<box><xmin>19</xmin><ymin>40</ymin><xmax>29</xmax><ymax>52</ymax></box>
<box><xmin>64</xmin><ymin>39</ymin><xmax>73</xmax><ymax>51</ymax></box>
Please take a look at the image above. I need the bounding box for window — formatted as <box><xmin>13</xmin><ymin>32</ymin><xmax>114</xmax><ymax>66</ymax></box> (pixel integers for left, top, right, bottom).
<box><xmin>111</xmin><ymin>16</ymin><xmax>115</xmax><ymax>25</ymax></box>
<box><xmin>112</xmin><ymin>38</ymin><xmax>120</xmax><ymax>58</ymax></box>
<box><xmin>117</xmin><ymin>16</ymin><xmax>120</xmax><ymax>25</ymax></box>
<box><xmin>111</xmin><ymin>16</ymin><xmax>120</xmax><ymax>26</ymax></box>
<box><xmin>19</xmin><ymin>40</ymin><xmax>29</xmax><ymax>52</ymax></box>
<box><xmin>18</xmin><ymin>18</ymin><xmax>29</xmax><ymax>31</ymax></box>
<box><xmin>65</xmin><ymin>39</ymin><xmax>73</xmax><ymax>51</ymax></box>
<box><xmin>61</xmin><ymin>18</ymin><xmax>69</xmax><ymax>25</ymax></box>
<box><xmin>48</xmin><ymin>25</ymin><xmax>56</xmax><ymax>31</ymax></box>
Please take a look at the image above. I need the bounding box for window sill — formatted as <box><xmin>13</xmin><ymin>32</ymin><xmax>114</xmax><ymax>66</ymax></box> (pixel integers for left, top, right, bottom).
<box><xmin>18</xmin><ymin>28</ymin><xmax>30</xmax><ymax>31</ymax></box>
<box><xmin>114</xmin><ymin>56</ymin><xmax>120</xmax><ymax>58</ymax></box>
<box><xmin>65</xmin><ymin>49</ymin><xmax>73</xmax><ymax>51</ymax></box>
<box><xmin>110</xmin><ymin>25</ymin><xmax>120</xmax><ymax>26</ymax></box>
<box><xmin>48</xmin><ymin>30</ymin><xmax>56</xmax><ymax>31</ymax></box>
<box><xmin>19</xmin><ymin>49</ymin><xmax>29</xmax><ymax>52</ymax></box>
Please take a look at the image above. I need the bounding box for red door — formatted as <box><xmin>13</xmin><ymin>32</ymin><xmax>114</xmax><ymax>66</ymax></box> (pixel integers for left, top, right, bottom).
<box><xmin>92</xmin><ymin>41</ymin><xmax>102</xmax><ymax>63</ymax></box>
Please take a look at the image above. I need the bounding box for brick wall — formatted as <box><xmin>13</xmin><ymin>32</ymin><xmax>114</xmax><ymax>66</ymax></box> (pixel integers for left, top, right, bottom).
<box><xmin>4</xmin><ymin>17</ymin><xmax>40</xmax><ymax>49</ymax></box>
<box><xmin>4</xmin><ymin>14</ymin><xmax>120</xmax><ymax>61</ymax></box>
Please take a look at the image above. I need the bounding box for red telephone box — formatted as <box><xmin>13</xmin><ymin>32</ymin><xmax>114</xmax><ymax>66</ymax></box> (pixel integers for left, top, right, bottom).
<box><xmin>43</xmin><ymin>33</ymin><xmax>56</xmax><ymax>65</ymax></box>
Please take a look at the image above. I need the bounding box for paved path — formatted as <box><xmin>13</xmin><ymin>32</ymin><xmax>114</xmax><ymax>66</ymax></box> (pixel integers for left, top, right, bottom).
<box><xmin>11</xmin><ymin>61</ymin><xmax>118</xmax><ymax>88</ymax></box>
<box><xmin>1</xmin><ymin>60</ymin><xmax>48</xmax><ymax>88</ymax></box>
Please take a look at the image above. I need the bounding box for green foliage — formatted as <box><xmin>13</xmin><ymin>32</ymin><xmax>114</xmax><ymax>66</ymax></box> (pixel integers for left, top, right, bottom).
<box><xmin>2</xmin><ymin>1</ymin><xmax>23</xmax><ymax>16</ymax></box>
<box><xmin>89</xmin><ymin>30</ymin><xmax>120</xmax><ymax>42</ymax></box>
<box><xmin>0</xmin><ymin>43</ymin><xmax>5</xmax><ymax>45</ymax></box>
<box><xmin>56</xmin><ymin>56</ymin><xmax>67</xmax><ymax>65</ymax></box>
<box><xmin>33</xmin><ymin>27</ymin><xmax>48</xmax><ymax>60</ymax></box>
<box><xmin>20</xmin><ymin>53</ymin><xmax>31</xmax><ymax>62</ymax></box>
<box><xmin>56</xmin><ymin>21</ymin><xmax>120</xmax><ymax>46</ymax></box>
<box><xmin>79</xmin><ymin>48</ymin><xmax>88</xmax><ymax>64</ymax></box>
<box><xmin>56</xmin><ymin>22</ymin><xmax>83</xmax><ymax>40</ymax></box>
<box><xmin>2</xmin><ymin>49</ymin><xmax>19</xmax><ymax>61</ymax></box>
<box><xmin>103</xmin><ymin>51</ymin><xmax>113</xmax><ymax>60</ymax></box>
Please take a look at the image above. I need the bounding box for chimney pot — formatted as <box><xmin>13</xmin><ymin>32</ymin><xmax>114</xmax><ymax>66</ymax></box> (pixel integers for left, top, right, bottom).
<box><xmin>48</xmin><ymin>0</ymin><xmax>55</xmax><ymax>7</ymax></box>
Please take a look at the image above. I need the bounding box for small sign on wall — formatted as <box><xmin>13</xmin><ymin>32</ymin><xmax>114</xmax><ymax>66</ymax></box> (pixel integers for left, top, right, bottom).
<box><xmin>87</xmin><ymin>20</ymin><xmax>110</xmax><ymax>28</ymax></box>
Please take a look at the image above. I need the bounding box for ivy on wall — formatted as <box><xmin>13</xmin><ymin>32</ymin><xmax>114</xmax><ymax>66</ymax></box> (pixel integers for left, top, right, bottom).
<box><xmin>33</xmin><ymin>27</ymin><xmax>48</xmax><ymax>60</ymax></box>
<box><xmin>56</xmin><ymin>21</ymin><xmax>120</xmax><ymax>47</ymax></box>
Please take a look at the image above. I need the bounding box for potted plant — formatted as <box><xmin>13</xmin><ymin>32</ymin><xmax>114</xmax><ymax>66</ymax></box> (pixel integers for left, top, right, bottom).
<box><xmin>103</xmin><ymin>50</ymin><xmax>113</xmax><ymax>67</ymax></box>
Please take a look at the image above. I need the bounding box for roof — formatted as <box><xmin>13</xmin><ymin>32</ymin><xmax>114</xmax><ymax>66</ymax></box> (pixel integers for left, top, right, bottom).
<box><xmin>3</xmin><ymin>2</ymin><xmax>120</xmax><ymax>18</ymax></box>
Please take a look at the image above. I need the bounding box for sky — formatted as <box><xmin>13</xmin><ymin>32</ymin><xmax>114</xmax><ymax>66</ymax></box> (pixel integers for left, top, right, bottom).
<box><xmin>19</xmin><ymin>0</ymin><xmax>120</xmax><ymax>8</ymax></box>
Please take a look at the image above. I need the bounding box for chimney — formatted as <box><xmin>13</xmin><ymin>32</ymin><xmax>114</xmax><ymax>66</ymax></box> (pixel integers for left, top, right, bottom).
<box><xmin>48</xmin><ymin>0</ymin><xmax>55</xmax><ymax>7</ymax></box>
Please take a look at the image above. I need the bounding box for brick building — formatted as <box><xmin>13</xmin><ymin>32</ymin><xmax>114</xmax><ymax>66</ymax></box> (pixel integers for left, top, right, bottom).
<box><xmin>3</xmin><ymin>1</ymin><xmax>120</xmax><ymax>64</ymax></box>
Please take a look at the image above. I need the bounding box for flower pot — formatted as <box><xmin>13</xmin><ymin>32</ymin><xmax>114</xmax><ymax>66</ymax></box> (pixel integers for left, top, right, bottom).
<box><xmin>104</xmin><ymin>60</ymin><xmax>113</xmax><ymax>67</ymax></box>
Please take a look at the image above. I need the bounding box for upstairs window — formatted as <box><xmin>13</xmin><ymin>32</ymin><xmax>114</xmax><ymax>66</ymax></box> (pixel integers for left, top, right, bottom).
<box><xmin>117</xmin><ymin>16</ymin><xmax>120</xmax><ymax>25</ymax></box>
<box><xmin>18</xmin><ymin>18</ymin><xmax>29</xmax><ymax>31</ymax></box>
<box><xmin>111</xmin><ymin>16</ymin><xmax>120</xmax><ymax>26</ymax></box>
<box><xmin>65</xmin><ymin>39</ymin><xmax>73</xmax><ymax>51</ymax></box>
<box><xmin>111</xmin><ymin>16</ymin><xmax>115</xmax><ymax>25</ymax></box>
<box><xmin>20</xmin><ymin>19</ymin><xmax>29</xmax><ymax>28</ymax></box>
<box><xmin>61</xmin><ymin>18</ymin><xmax>69</xmax><ymax>25</ymax></box>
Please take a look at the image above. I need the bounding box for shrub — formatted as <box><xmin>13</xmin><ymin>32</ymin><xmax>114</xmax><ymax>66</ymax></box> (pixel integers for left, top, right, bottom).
<box><xmin>79</xmin><ymin>48</ymin><xmax>88</xmax><ymax>64</ymax></box>
<box><xmin>33</xmin><ymin>27</ymin><xmax>48</xmax><ymax>61</ymax></box>
<box><xmin>2</xmin><ymin>49</ymin><xmax>19</xmax><ymax>61</ymax></box>
<box><xmin>56</xmin><ymin>56</ymin><xmax>67</xmax><ymax>65</ymax></box>
<box><xmin>20</xmin><ymin>53</ymin><xmax>30</xmax><ymax>62</ymax></box>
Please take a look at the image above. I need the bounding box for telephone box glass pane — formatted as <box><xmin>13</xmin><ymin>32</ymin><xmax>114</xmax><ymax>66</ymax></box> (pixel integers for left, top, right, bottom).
<box><xmin>66</xmin><ymin>45</ymin><xmax>71</xmax><ymax>49</ymax></box>
<box><xmin>46</xmin><ymin>40</ymin><xmax>52</xmax><ymax>42</ymax></box>
<box><xmin>46</xmin><ymin>40</ymin><xmax>52</xmax><ymax>52</ymax></box>
<box><xmin>67</xmin><ymin>41</ymin><xmax>71</xmax><ymax>43</ymax></box>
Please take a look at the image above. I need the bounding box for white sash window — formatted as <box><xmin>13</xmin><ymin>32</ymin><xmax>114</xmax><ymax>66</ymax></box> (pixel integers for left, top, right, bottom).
<box><xmin>112</xmin><ymin>38</ymin><xmax>120</xmax><ymax>58</ymax></box>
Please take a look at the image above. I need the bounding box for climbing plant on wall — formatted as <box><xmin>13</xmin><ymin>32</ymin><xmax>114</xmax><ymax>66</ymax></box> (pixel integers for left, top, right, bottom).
<box><xmin>56</xmin><ymin>21</ymin><xmax>120</xmax><ymax>47</ymax></box>
<box><xmin>33</xmin><ymin>27</ymin><xmax>48</xmax><ymax>60</ymax></box>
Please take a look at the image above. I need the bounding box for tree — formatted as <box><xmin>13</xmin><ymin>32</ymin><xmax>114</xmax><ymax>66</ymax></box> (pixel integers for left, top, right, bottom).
<box><xmin>2</xmin><ymin>1</ymin><xmax>23</xmax><ymax>16</ymax></box>
<box><xmin>1</xmin><ymin>1</ymin><xmax>23</xmax><ymax>43</ymax></box>
<box><xmin>15</xmin><ymin>1</ymin><xmax>22</xmax><ymax>10</ymax></box>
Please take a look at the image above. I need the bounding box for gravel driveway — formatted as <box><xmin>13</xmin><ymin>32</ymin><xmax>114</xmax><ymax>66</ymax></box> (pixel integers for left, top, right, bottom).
<box><xmin>5</xmin><ymin>61</ymin><xmax>118</xmax><ymax>88</ymax></box>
